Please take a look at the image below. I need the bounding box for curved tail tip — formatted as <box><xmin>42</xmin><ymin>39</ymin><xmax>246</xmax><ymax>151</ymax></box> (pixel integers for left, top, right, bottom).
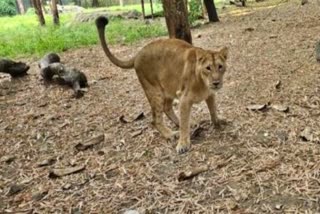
<box><xmin>95</xmin><ymin>16</ymin><xmax>109</xmax><ymax>29</ymax></box>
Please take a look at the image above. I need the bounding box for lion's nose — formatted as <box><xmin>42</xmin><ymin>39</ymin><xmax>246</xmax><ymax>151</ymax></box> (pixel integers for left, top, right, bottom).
<box><xmin>212</xmin><ymin>81</ymin><xmax>220</xmax><ymax>86</ymax></box>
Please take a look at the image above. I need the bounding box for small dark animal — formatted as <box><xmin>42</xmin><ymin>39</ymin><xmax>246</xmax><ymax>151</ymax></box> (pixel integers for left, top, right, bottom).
<box><xmin>316</xmin><ymin>41</ymin><xmax>320</xmax><ymax>63</ymax></box>
<box><xmin>0</xmin><ymin>59</ymin><xmax>30</xmax><ymax>77</ymax></box>
<box><xmin>38</xmin><ymin>53</ymin><xmax>61</xmax><ymax>80</ymax></box>
<box><xmin>38</xmin><ymin>53</ymin><xmax>88</xmax><ymax>98</ymax></box>
<box><xmin>45</xmin><ymin>63</ymin><xmax>88</xmax><ymax>98</ymax></box>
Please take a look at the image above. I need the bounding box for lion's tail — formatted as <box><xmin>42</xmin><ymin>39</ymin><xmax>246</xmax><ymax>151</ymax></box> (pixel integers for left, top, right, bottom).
<box><xmin>95</xmin><ymin>16</ymin><xmax>135</xmax><ymax>69</ymax></box>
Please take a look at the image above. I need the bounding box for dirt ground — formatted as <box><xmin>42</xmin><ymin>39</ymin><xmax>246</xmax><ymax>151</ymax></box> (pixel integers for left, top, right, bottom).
<box><xmin>1</xmin><ymin>1</ymin><xmax>320</xmax><ymax>213</ymax></box>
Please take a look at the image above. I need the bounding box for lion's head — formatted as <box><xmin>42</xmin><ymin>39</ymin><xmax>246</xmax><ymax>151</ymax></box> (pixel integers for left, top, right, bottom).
<box><xmin>196</xmin><ymin>47</ymin><xmax>228</xmax><ymax>91</ymax></box>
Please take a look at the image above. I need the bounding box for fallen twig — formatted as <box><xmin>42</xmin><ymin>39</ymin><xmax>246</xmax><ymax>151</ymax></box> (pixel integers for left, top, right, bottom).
<box><xmin>178</xmin><ymin>165</ymin><xmax>209</xmax><ymax>182</ymax></box>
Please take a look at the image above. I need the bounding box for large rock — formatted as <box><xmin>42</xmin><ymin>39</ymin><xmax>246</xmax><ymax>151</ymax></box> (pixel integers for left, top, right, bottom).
<box><xmin>57</xmin><ymin>5</ymin><xmax>85</xmax><ymax>13</ymax></box>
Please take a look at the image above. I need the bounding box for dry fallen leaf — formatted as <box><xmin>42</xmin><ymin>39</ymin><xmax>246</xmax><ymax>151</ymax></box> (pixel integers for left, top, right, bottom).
<box><xmin>246</xmin><ymin>104</ymin><xmax>268</xmax><ymax>111</ymax></box>
<box><xmin>300</xmin><ymin>127</ymin><xmax>313</xmax><ymax>142</ymax></box>
<box><xmin>275</xmin><ymin>80</ymin><xmax>282</xmax><ymax>89</ymax></box>
<box><xmin>130</xmin><ymin>130</ymin><xmax>143</xmax><ymax>138</ymax></box>
<box><xmin>275</xmin><ymin>204</ymin><xmax>283</xmax><ymax>210</ymax></box>
<box><xmin>6</xmin><ymin>184</ymin><xmax>24</xmax><ymax>196</ymax></box>
<box><xmin>75</xmin><ymin>134</ymin><xmax>105</xmax><ymax>151</ymax></box>
<box><xmin>1</xmin><ymin>155</ymin><xmax>15</xmax><ymax>164</ymax></box>
<box><xmin>2</xmin><ymin>209</ymin><xmax>34</xmax><ymax>214</ymax></box>
<box><xmin>37</xmin><ymin>157</ymin><xmax>56</xmax><ymax>167</ymax></box>
<box><xmin>32</xmin><ymin>190</ymin><xmax>48</xmax><ymax>201</ymax></box>
<box><xmin>49</xmin><ymin>165</ymin><xmax>86</xmax><ymax>178</ymax></box>
<box><xmin>271</xmin><ymin>104</ymin><xmax>289</xmax><ymax>112</ymax></box>
<box><xmin>244</xmin><ymin>27</ymin><xmax>255</xmax><ymax>32</ymax></box>
<box><xmin>191</xmin><ymin>125</ymin><xmax>206</xmax><ymax>139</ymax></box>
<box><xmin>119</xmin><ymin>112</ymin><xmax>145</xmax><ymax>123</ymax></box>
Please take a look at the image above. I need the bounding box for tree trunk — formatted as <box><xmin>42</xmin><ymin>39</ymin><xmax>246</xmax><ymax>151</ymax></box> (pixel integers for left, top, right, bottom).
<box><xmin>92</xmin><ymin>0</ymin><xmax>99</xmax><ymax>7</ymax></box>
<box><xmin>141</xmin><ymin>0</ymin><xmax>145</xmax><ymax>19</ymax></box>
<box><xmin>51</xmin><ymin>0</ymin><xmax>60</xmax><ymax>25</ymax></box>
<box><xmin>41</xmin><ymin>0</ymin><xmax>48</xmax><ymax>14</ymax></box>
<box><xmin>32</xmin><ymin>0</ymin><xmax>46</xmax><ymax>26</ymax></box>
<box><xmin>203</xmin><ymin>0</ymin><xmax>219</xmax><ymax>22</ymax></box>
<box><xmin>149</xmin><ymin>0</ymin><xmax>154</xmax><ymax>19</ymax></box>
<box><xmin>16</xmin><ymin>0</ymin><xmax>25</xmax><ymax>14</ymax></box>
<box><xmin>119</xmin><ymin>0</ymin><xmax>124</xmax><ymax>7</ymax></box>
<box><xmin>162</xmin><ymin>0</ymin><xmax>192</xmax><ymax>44</ymax></box>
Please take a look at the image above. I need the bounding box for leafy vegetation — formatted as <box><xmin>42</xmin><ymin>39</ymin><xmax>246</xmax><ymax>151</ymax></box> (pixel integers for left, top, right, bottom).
<box><xmin>0</xmin><ymin>14</ymin><xmax>166</xmax><ymax>58</ymax></box>
<box><xmin>0</xmin><ymin>0</ymin><xmax>16</xmax><ymax>17</ymax></box>
<box><xmin>188</xmin><ymin>0</ymin><xmax>203</xmax><ymax>24</ymax></box>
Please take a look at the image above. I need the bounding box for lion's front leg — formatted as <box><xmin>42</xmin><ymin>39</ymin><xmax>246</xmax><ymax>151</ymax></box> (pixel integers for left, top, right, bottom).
<box><xmin>176</xmin><ymin>96</ymin><xmax>193</xmax><ymax>154</ymax></box>
<box><xmin>205</xmin><ymin>93</ymin><xmax>221</xmax><ymax>128</ymax></box>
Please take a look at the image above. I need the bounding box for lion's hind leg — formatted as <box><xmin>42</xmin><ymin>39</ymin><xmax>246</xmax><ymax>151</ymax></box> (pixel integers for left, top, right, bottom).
<box><xmin>164</xmin><ymin>98</ymin><xmax>179</xmax><ymax>127</ymax></box>
<box><xmin>142</xmin><ymin>83</ymin><xmax>176</xmax><ymax>140</ymax></box>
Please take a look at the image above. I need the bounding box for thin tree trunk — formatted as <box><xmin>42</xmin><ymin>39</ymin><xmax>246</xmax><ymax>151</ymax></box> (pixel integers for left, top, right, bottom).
<box><xmin>149</xmin><ymin>0</ymin><xmax>154</xmax><ymax>19</ymax></box>
<box><xmin>16</xmin><ymin>0</ymin><xmax>25</xmax><ymax>14</ymax></box>
<box><xmin>51</xmin><ymin>0</ymin><xmax>60</xmax><ymax>25</ymax></box>
<box><xmin>92</xmin><ymin>0</ymin><xmax>99</xmax><ymax>7</ymax></box>
<box><xmin>203</xmin><ymin>0</ymin><xmax>219</xmax><ymax>22</ymax></box>
<box><xmin>32</xmin><ymin>0</ymin><xmax>46</xmax><ymax>26</ymax></box>
<box><xmin>141</xmin><ymin>0</ymin><xmax>145</xmax><ymax>19</ymax></box>
<box><xmin>162</xmin><ymin>0</ymin><xmax>192</xmax><ymax>44</ymax></box>
<box><xmin>119</xmin><ymin>0</ymin><xmax>124</xmax><ymax>7</ymax></box>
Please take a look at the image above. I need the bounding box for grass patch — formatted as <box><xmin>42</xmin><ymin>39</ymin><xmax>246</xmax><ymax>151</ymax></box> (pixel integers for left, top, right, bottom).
<box><xmin>86</xmin><ymin>3</ymin><xmax>164</xmax><ymax>16</ymax></box>
<box><xmin>0</xmin><ymin>14</ymin><xmax>166</xmax><ymax>59</ymax></box>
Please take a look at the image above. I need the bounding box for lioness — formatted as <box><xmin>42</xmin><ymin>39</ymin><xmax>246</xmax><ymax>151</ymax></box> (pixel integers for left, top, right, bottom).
<box><xmin>96</xmin><ymin>16</ymin><xmax>228</xmax><ymax>154</ymax></box>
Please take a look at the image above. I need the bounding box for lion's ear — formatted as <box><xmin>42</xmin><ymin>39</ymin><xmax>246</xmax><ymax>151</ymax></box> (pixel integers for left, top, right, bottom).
<box><xmin>220</xmin><ymin>47</ymin><xmax>228</xmax><ymax>60</ymax></box>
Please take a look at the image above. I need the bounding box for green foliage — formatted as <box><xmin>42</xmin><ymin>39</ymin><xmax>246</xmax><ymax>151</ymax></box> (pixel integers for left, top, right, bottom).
<box><xmin>25</xmin><ymin>8</ymin><xmax>36</xmax><ymax>15</ymax></box>
<box><xmin>0</xmin><ymin>14</ymin><xmax>166</xmax><ymax>58</ymax></box>
<box><xmin>188</xmin><ymin>0</ymin><xmax>202</xmax><ymax>24</ymax></box>
<box><xmin>0</xmin><ymin>0</ymin><xmax>17</xmax><ymax>17</ymax></box>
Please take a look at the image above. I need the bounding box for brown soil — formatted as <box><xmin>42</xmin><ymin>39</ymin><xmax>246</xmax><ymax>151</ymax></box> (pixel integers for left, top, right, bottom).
<box><xmin>1</xmin><ymin>1</ymin><xmax>320</xmax><ymax>213</ymax></box>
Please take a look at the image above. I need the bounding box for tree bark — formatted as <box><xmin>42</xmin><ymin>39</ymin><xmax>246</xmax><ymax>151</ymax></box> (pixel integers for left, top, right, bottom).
<box><xmin>51</xmin><ymin>0</ymin><xmax>60</xmax><ymax>25</ymax></box>
<box><xmin>162</xmin><ymin>0</ymin><xmax>192</xmax><ymax>44</ymax></box>
<box><xmin>203</xmin><ymin>0</ymin><xmax>219</xmax><ymax>22</ymax></box>
<box><xmin>92</xmin><ymin>0</ymin><xmax>99</xmax><ymax>7</ymax></box>
<box><xmin>32</xmin><ymin>0</ymin><xmax>46</xmax><ymax>26</ymax></box>
<box><xmin>141</xmin><ymin>0</ymin><xmax>145</xmax><ymax>19</ymax></box>
<box><xmin>16</xmin><ymin>0</ymin><xmax>25</xmax><ymax>14</ymax></box>
<box><xmin>41</xmin><ymin>0</ymin><xmax>48</xmax><ymax>14</ymax></box>
<box><xmin>149</xmin><ymin>0</ymin><xmax>154</xmax><ymax>19</ymax></box>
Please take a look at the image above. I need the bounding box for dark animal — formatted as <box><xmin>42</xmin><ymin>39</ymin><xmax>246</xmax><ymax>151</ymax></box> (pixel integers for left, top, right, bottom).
<box><xmin>44</xmin><ymin>63</ymin><xmax>88</xmax><ymax>98</ymax></box>
<box><xmin>0</xmin><ymin>59</ymin><xmax>30</xmax><ymax>77</ymax></box>
<box><xmin>38</xmin><ymin>53</ymin><xmax>61</xmax><ymax>80</ymax></box>
<box><xmin>38</xmin><ymin>53</ymin><xmax>88</xmax><ymax>98</ymax></box>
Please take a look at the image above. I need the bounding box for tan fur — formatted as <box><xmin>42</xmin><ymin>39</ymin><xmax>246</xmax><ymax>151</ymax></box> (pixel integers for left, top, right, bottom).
<box><xmin>96</xmin><ymin>18</ymin><xmax>228</xmax><ymax>154</ymax></box>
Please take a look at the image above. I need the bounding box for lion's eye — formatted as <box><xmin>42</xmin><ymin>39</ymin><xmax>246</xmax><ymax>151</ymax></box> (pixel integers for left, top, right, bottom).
<box><xmin>206</xmin><ymin>66</ymin><xmax>211</xmax><ymax>71</ymax></box>
<box><xmin>218</xmin><ymin>64</ymin><xmax>223</xmax><ymax>71</ymax></box>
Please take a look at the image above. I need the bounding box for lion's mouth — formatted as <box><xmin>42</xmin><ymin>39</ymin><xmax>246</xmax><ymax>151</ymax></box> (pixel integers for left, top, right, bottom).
<box><xmin>210</xmin><ymin>85</ymin><xmax>222</xmax><ymax>90</ymax></box>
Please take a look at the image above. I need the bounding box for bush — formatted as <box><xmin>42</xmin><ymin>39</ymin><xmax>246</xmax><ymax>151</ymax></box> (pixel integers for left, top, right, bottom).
<box><xmin>0</xmin><ymin>0</ymin><xmax>17</xmax><ymax>17</ymax></box>
<box><xmin>188</xmin><ymin>0</ymin><xmax>202</xmax><ymax>24</ymax></box>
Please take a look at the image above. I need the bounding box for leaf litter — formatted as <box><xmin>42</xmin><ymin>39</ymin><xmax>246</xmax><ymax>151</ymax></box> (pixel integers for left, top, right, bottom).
<box><xmin>1</xmin><ymin>1</ymin><xmax>320</xmax><ymax>213</ymax></box>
